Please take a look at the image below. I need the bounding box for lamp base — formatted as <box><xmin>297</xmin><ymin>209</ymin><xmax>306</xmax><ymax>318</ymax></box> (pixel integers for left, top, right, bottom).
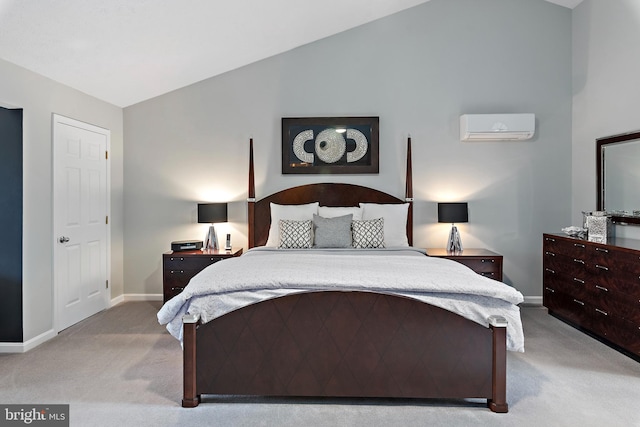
<box><xmin>205</xmin><ymin>225</ymin><xmax>218</xmax><ymax>250</ymax></box>
<box><xmin>446</xmin><ymin>225</ymin><xmax>463</xmax><ymax>253</ymax></box>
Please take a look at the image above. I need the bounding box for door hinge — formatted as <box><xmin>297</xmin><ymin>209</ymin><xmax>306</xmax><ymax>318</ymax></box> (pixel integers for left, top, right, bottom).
<box><xmin>106</xmin><ymin>280</ymin><xmax>109</xmax><ymax>289</ymax></box>
<box><xmin>106</xmin><ymin>215</ymin><xmax>109</xmax><ymax>225</ymax></box>
<box><xmin>105</xmin><ymin>150</ymin><xmax>109</xmax><ymax>160</ymax></box>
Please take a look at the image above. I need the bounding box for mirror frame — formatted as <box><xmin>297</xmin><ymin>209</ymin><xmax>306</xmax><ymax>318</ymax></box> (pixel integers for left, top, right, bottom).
<box><xmin>596</xmin><ymin>130</ymin><xmax>640</xmax><ymax>225</ymax></box>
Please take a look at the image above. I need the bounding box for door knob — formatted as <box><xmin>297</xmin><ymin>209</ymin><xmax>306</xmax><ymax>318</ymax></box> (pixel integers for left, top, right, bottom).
<box><xmin>59</xmin><ymin>236</ymin><xmax>70</xmax><ymax>243</ymax></box>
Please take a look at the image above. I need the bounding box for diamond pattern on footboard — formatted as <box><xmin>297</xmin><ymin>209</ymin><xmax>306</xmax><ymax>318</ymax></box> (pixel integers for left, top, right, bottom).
<box><xmin>195</xmin><ymin>291</ymin><xmax>494</xmax><ymax>399</ymax></box>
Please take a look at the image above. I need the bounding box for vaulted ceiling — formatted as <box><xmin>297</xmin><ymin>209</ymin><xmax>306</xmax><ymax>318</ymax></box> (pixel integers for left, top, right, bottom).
<box><xmin>0</xmin><ymin>0</ymin><xmax>583</xmax><ymax>107</ymax></box>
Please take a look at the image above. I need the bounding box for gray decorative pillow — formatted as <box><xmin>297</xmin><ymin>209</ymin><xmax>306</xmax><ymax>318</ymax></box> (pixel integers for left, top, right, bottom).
<box><xmin>278</xmin><ymin>219</ymin><xmax>313</xmax><ymax>249</ymax></box>
<box><xmin>352</xmin><ymin>218</ymin><xmax>385</xmax><ymax>249</ymax></box>
<box><xmin>313</xmin><ymin>214</ymin><xmax>353</xmax><ymax>248</ymax></box>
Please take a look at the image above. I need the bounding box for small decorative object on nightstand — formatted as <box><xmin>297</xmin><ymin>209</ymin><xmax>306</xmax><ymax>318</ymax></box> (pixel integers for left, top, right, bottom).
<box><xmin>437</xmin><ymin>202</ymin><xmax>468</xmax><ymax>253</ymax></box>
<box><xmin>162</xmin><ymin>248</ymin><xmax>242</xmax><ymax>302</ymax></box>
<box><xmin>198</xmin><ymin>203</ymin><xmax>228</xmax><ymax>250</ymax></box>
<box><xmin>426</xmin><ymin>248</ymin><xmax>503</xmax><ymax>282</ymax></box>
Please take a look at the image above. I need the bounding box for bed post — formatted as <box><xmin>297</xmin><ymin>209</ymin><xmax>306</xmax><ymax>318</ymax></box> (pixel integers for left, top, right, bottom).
<box><xmin>405</xmin><ymin>136</ymin><xmax>414</xmax><ymax>246</ymax></box>
<box><xmin>182</xmin><ymin>314</ymin><xmax>200</xmax><ymax>408</ymax></box>
<box><xmin>488</xmin><ymin>315</ymin><xmax>509</xmax><ymax>413</ymax></box>
<box><xmin>248</xmin><ymin>138</ymin><xmax>256</xmax><ymax>249</ymax></box>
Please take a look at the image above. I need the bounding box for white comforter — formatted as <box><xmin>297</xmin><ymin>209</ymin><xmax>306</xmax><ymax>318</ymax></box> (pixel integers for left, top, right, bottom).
<box><xmin>158</xmin><ymin>247</ymin><xmax>525</xmax><ymax>351</ymax></box>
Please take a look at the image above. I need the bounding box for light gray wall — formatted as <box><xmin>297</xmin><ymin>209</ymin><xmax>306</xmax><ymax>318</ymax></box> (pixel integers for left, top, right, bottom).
<box><xmin>0</xmin><ymin>58</ymin><xmax>124</xmax><ymax>342</ymax></box>
<box><xmin>124</xmin><ymin>0</ymin><xmax>572</xmax><ymax>299</ymax></box>
<box><xmin>572</xmin><ymin>0</ymin><xmax>640</xmax><ymax>239</ymax></box>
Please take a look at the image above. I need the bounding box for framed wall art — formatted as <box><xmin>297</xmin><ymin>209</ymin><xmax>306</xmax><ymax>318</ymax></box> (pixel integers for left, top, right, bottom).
<box><xmin>282</xmin><ymin>117</ymin><xmax>379</xmax><ymax>174</ymax></box>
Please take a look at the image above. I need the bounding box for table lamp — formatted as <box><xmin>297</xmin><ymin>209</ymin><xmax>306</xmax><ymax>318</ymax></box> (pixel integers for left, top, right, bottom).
<box><xmin>198</xmin><ymin>203</ymin><xmax>228</xmax><ymax>250</ymax></box>
<box><xmin>437</xmin><ymin>202</ymin><xmax>468</xmax><ymax>253</ymax></box>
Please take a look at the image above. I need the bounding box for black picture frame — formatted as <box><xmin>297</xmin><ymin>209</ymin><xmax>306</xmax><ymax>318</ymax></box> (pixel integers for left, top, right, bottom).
<box><xmin>282</xmin><ymin>117</ymin><xmax>379</xmax><ymax>174</ymax></box>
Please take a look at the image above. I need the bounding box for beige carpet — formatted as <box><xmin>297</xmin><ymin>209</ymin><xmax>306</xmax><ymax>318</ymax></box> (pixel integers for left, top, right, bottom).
<box><xmin>1</xmin><ymin>301</ymin><xmax>639</xmax><ymax>426</ymax></box>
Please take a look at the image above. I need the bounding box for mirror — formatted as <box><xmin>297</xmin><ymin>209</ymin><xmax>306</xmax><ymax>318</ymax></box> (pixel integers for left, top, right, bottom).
<box><xmin>597</xmin><ymin>130</ymin><xmax>640</xmax><ymax>225</ymax></box>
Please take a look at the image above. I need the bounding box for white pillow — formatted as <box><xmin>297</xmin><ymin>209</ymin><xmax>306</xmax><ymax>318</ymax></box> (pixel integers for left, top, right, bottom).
<box><xmin>359</xmin><ymin>203</ymin><xmax>409</xmax><ymax>247</ymax></box>
<box><xmin>265</xmin><ymin>202</ymin><xmax>319</xmax><ymax>247</ymax></box>
<box><xmin>318</xmin><ymin>206</ymin><xmax>363</xmax><ymax>220</ymax></box>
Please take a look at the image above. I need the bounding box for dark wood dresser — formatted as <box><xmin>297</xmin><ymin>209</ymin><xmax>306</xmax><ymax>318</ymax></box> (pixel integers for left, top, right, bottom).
<box><xmin>162</xmin><ymin>248</ymin><xmax>243</xmax><ymax>302</ymax></box>
<box><xmin>543</xmin><ymin>233</ymin><xmax>640</xmax><ymax>360</ymax></box>
<box><xmin>426</xmin><ymin>248</ymin><xmax>503</xmax><ymax>282</ymax></box>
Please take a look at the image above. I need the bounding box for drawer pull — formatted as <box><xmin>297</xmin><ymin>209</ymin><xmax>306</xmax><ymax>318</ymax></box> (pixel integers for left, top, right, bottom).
<box><xmin>573</xmin><ymin>278</ymin><xmax>585</xmax><ymax>284</ymax></box>
<box><xmin>573</xmin><ymin>243</ymin><xmax>585</xmax><ymax>248</ymax></box>
<box><xmin>595</xmin><ymin>247</ymin><xmax>609</xmax><ymax>253</ymax></box>
<box><xmin>171</xmin><ymin>287</ymin><xmax>184</xmax><ymax>293</ymax></box>
<box><xmin>595</xmin><ymin>308</ymin><xmax>608</xmax><ymax>316</ymax></box>
<box><xmin>595</xmin><ymin>264</ymin><xmax>609</xmax><ymax>271</ymax></box>
<box><xmin>573</xmin><ymin>258</ymin><xmax>585</xmax><ymax>264</ymax></box>
<box><xmin>480</xmin><ymin>272</ymin><xmax>495</xmax><ymax>277</ymax></box>
<box><xmin>545</xmin><ymin>268</ymin><xmax>556</xmax><ymax>274</ymax></box>
<box><xmin>545</xmin><ymin>251</ymin><xmax>556</xmax><ymax>257</ymax></box>
<box><xmin>481</xmin><ymin>259</ymin><xmax>495</xmax><ymax>263</ymax></box>
<box><xmin>573</xmin><ymin>299</ymin><xmax>585</xmax><ymax>306</ymax></box>
<box><xmin>169</xmin><ymin>257</ymin><xmax>185</xmax><ymax>261</ymax></box>
<box><xmin>170</xmin><ymin>270</ymin><xmax>185</xmax><ymax>274</ymax></box>
<box><xmin>595</xmin><ymin>285</ymin><xmax>609</xmax><ymax>292</ymax></box>
<box><xmin>545</xmin><ymin>287</ymin><xmax>555</xmax><ymax>293</ymax></box>
<box><xmin>545</xmin><ymin>237</ymin><xmax>556</xmax><ymax>242</ymax></box>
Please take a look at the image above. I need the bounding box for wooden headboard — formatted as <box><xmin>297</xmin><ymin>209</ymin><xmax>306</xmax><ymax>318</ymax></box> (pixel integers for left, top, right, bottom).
<box><xmin>247</xmin><ymin>138</ymin><xmax>413</xmax><ymax>248</ymax></box>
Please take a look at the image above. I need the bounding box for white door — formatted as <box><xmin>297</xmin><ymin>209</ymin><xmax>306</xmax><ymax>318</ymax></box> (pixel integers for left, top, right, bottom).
<box><xmin>53</xmin><ymin>115</ymin><xmax>109</xmax><ymax>331</ymax></box>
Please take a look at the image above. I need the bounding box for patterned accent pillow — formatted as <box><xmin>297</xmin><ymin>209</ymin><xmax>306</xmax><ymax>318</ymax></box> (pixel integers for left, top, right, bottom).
<box><xmin>352</xmin><ymin>218</ymin><xmax>385</xmax><ymax>249</ymax></box>
<box><xmin>278</xmin><ymin>219</ymin><xmax>313</xmax><ymax>249</ymax></box>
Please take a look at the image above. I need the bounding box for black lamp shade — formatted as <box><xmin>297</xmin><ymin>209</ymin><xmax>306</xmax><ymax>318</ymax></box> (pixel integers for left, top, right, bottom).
<box><xmin>437</xmin><ymin>202</ymin><xmax>468</xmax><ymax>223</ymax></box>
<box><xmin>198</xmin><ymin>203</ymin><xmax>228</xmax><ymax>223</ymax></box>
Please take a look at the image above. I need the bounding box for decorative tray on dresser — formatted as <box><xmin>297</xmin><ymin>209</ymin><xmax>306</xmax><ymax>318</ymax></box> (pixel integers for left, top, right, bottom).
<box><xmin>543</xmin><ymin>233</ymin><xmax>640</xmax><ymax>361</ymax></box>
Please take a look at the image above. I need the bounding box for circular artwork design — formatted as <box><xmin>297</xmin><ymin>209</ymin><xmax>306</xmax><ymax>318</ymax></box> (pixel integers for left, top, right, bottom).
<box><xmin>346</xmin><ymin>129</ymin><xmax>368</xmax><ymax>163</ymax></box>
<box><xmin>315</xmin><ymin>129</ymin><xmax>346</xmax><ymax>164</ymax></box>
<box><xmin>292</xmin><ymin>129</ymin><xmax>314</xmax><ymax>163</ymax></box>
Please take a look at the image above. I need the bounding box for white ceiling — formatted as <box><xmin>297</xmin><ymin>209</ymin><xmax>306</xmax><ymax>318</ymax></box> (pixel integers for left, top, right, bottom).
<box><xmin>0</xmin><ymin>0</ymin><xmax>583</xmax><ymax>108</ymax></box>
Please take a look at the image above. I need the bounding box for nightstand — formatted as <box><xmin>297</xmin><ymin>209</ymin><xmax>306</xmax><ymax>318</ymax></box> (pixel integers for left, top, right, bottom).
<box><xmin>162</xmin><ymin>248</ymin><xmax>243</xmax><ymax>302</ymax></box>
<box><xmin>425</xmin><ymin>248</ymin><xmax>503</xmax><ymax>282</ymax></box>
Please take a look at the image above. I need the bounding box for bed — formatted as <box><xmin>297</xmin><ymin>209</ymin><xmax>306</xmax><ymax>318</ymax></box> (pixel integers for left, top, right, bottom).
<box><xmin>158</xmin><ymin>138</ymin><xmax>524</xmax><ymax>413</ymax></box>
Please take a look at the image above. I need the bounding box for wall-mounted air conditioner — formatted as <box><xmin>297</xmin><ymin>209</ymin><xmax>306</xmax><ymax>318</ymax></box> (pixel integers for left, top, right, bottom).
<box><xmin>460</xmin><ymin>113</ymin><xmax>535</xmax><ymax>141</ymax></box>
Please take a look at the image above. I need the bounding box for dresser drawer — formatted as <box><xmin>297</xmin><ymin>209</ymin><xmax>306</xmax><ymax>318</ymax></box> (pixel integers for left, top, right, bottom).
<box><xmin>588</xmin><ymin>245</ymin><xmax>640</xmax><ymax>275</ymax></box>
<box><xmin>164</xmin><ymin>255</ymin><xmax>224</xmax><ymax>271</ymax></box>
<box><xmin>544</xmin><ymin>287</ymin><xmax>591</xmax><ymax>328</ymax></box>
<box><xmin>588</xmin><ymin>308</ymin><xmax>640</xmax><ymax>357</ymax></box>
<box><xmin>587</xmin><ymin>282</ymin><xmax>640</xmax><ymax>323</ymax></box>
<box><xmin>425</xmin><ymin>248</ymin><xmax>503</xmax><ymax>281</ymax></box>
<box><xmin>163</xmin><ymin>274</ymin><xmax>191</xmax><ymax>300</ymax></box>
<box><xmin>543</xmin><ymin>235</ymin><xmax>587</xmax><ymax>258</ymax></box>
<box><xmin>454</xmin><ymin>258</ymin><xmax>501</xmax><ymax>279</ymax></box>
<box><xmin>543</xmin><ymin>268</ymin><xmax>590</xmax><ymax>301</ymax></box>
<box><xmin>544</xmin><ymin>253</ymin><xmax>587</xmax><ymax>281</ymax></box>
<box><xmin>589</xmin><ymin>267</ymin><xmax>640</xmax><ymax>300</ymax></box>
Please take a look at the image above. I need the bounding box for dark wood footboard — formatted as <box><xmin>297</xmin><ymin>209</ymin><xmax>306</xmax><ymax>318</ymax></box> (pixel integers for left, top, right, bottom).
<box><xmin>182</xmin><ymin>291</ymin><xmax>508</xmax><ymax>412</ymax></box>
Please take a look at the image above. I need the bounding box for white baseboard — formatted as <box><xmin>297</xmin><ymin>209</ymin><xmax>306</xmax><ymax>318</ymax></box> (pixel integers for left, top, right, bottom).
<box><xmin>111</xmin><ymin>294</ymin><xmax>162</xmax><ymax>305</ymax></box>
<box><xmin>0</xmin><ymin>328</ymin><xmax>56</xmax><ymax>354</ymax></box>
<box><xmin>110</xmin><ymin>294</ymin><xmax>125</xmax><ymax>307</ymax></box>
<box><xmin>522</xmin><ymin>296</ymin><xmax>543</xmax><ymax>306</ymax></box>
<box><xmin>123</xmin><ymin>293</ymin><xmax>163</xmax><ymax>302</ymax></box>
